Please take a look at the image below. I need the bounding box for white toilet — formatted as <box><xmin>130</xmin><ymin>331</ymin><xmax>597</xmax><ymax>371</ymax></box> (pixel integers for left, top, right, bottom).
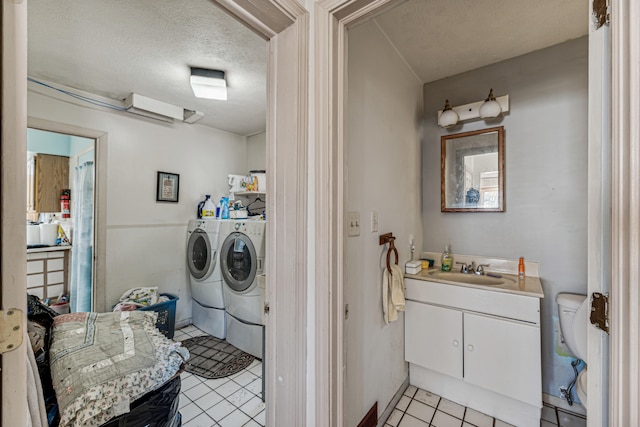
<box><xmin>556</xmin><ymin>293</ymin><xmax>589</xmax><ymax>405</ymax></box>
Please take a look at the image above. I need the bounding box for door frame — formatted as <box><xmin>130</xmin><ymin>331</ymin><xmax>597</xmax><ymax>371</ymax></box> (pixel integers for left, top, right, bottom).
<box><xmin>315</xmin><ymin>0</ymin><xmax>638</xmax><ymax>425</ymax></box>
<box><xmin>2</xmin><ymin>0</ymin><xmax>310</xmax><ymax>426</ymax></box>
<box><xmin>610</xmin><ymin>1</ymin><xmax>640</xmax><ymax>426</ymax></box>
<box><xmin>1</xmin><ymin>1</ymin><xmax>28</xmax><ymax>424</ymax></box>
<box><xmin>27</xmin><ymin>118</ymin><xmax>108</xmax><ymax>312</ymax></box>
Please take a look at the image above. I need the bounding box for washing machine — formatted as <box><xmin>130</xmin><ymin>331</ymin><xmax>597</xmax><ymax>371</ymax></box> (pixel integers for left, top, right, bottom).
<box><xmin>219</xmin><ymin>219</ymin><xmax>265</xmax><ymax>359</ymax></box>
<box><xmin>187</xmin><ymin>219</ymin><xmax>225</xmax><ymax>339</ymax></box>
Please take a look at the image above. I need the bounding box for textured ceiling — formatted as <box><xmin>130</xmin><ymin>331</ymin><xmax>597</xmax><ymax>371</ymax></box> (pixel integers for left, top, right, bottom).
<box><xmin>28</xmin><ymin>0</ymin><xmax>588</xmax><ymax>137</ymax></box>
<box><xmin>28</xmin><ymin>0</ymin><xmax>267</xmax><ymax>136</ymax></box>
<box><xmin>373</xmin><ymin>0</ymin><xmax>588</xmax><ymax>84</ymax></box>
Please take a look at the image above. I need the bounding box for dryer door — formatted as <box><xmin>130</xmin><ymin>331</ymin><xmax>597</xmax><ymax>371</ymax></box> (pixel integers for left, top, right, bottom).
<box><xmin>220</xmin><ymin>232</ymin><xmax>257</xmax><ymax>293</ymax></box>
<box><xmin>187</xmin><ymin>229</ymin><xmax>214</xmax><ymax>280</ymax></box>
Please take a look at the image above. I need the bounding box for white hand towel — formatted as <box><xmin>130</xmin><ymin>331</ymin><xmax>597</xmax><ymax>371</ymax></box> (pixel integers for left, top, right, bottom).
<box><xmin>383</xmin><ymin>264</ymin><xmax>405</xmax><ymax>324</ymax></box>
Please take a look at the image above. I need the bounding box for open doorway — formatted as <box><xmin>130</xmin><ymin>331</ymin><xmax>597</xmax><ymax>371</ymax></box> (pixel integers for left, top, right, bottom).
<box><xmin>26</xmin><ymin>127</ymin><xmax>95</xmax><ymax>312</ymax></box>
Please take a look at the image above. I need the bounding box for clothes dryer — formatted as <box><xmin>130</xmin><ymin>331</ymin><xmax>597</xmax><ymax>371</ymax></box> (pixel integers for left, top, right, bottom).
<box><xmin>219</xmin><ymin>219</ymin><xmax>265</xmax><ymax>359</ymax></box>
<box><xmin>187</xmin><ymin>219</ymin><xmax>225</xmax><ymax>338</ymax></box>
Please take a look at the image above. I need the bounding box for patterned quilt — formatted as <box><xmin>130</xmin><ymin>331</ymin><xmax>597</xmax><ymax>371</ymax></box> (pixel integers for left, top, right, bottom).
<box><xmin>49</xmin><ymin>311</ymin><xmax>186</xmax><ymax>427</ymax></box>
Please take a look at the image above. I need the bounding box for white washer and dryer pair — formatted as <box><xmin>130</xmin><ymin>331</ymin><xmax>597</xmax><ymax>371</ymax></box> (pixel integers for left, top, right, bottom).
<box><xmin>218</xmin><ymin>219</ymin><xmax>266</xmax><ymax>359</ymax></box>
<box><xmin>186</xmin><ymin>219</ymin><xmax>226</xmax><ymax>339</ymax></box>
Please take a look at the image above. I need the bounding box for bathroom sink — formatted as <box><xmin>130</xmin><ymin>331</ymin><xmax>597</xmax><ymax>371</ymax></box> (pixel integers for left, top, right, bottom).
<box><xmin>426</xmin><ymin>270</ymin><xmax>515</xmax><ymax>286</ymax></box>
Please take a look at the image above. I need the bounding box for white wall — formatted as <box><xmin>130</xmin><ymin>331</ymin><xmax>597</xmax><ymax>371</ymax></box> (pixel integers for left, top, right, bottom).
<box><xmin>247</xmin><ymin>131</ymin><xmax>266</xmax><ymax>171</ymax></box>
<box><xmin>28</xmin><ymin>91</ymin><xmax>247</xmax><ymax>325</ymax></box>
<box><xmin>346</xmin><ymin>20</ymin><xmax>424</xmax><ymax>425</ymax></box>
<box><xmin>422</xmin><ymin>37</ymin><xmax>588</xmax><ymax>399</ymax></box>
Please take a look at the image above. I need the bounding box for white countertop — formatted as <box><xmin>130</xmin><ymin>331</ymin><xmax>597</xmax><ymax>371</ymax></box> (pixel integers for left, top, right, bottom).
<box><xmin>405</xmin><ymin>267</ymin><xmax>544</xmax><ymax>299</ymax></box>
<box><xmin>27</xmin><ymin>245</ymin><xmax>72</xmax><ymax>254</ymax></box>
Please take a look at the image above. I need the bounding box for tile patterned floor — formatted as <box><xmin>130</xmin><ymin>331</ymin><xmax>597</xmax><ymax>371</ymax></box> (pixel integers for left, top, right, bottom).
<box><xmin>175</xmin><ymin>327</ymin><xmax>587</xmax><ymax>427</ymax></box>
<box><xmin>174</xmin><ymin>325</ymin><xmax>265</xmax><ymax>427</ymax></box>
<box><xmin>384</xmin><ymin>385</ymin><xmax>587</xmax><ymax>427</ymax></box>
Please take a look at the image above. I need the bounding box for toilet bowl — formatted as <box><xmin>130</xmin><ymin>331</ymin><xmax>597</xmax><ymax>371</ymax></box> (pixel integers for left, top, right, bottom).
<box><xmin>556</xmin><ymin>293</ymin><xmax>589</xmax><ymax>405</ymax></box>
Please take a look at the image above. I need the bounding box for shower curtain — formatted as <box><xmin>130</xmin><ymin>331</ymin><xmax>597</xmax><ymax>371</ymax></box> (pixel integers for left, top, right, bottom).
<box><xmin>70</xmin><ymin>161</ymin><xmax>94</xmax><ymax>313</ymax></box>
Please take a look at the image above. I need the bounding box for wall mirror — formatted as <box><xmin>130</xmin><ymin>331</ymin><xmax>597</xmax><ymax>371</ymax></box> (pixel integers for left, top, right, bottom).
<box><xmin>441</xmin><ymin>126</ymin><xmax>504</xmax><ymax>212</ymax></box>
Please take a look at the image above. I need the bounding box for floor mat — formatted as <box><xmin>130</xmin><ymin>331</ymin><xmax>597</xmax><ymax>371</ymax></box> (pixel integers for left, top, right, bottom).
<box><xmin>181</xmin><ymin>335</ymin><xmax>255</xmax><ymax>379</ymax></box>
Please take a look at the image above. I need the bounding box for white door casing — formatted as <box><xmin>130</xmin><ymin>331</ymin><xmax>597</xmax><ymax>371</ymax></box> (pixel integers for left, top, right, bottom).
<box><xmin>27</xmin><ymin>118</ymin><xmax>108</xmax><ymax>313</ymax></box>
<box><xmin>1</xmin><ymin>1</ymin><xmax>28</xmax><ymax>425</ymax></box>
<box><xmin>610</xmin><ymin>0</ymin><xmax>640</xmax><ymax>425</ymax></box>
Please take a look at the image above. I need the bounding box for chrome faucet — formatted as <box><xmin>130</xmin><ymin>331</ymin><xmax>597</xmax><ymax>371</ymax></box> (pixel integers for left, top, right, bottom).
<box><xmin>456</xmin><ymin>261</ymin><xmax>490</xmax><ymax>275</ymax></box>
<box><xmin>475</xmin><ymin>263</ymin><xmax>490</xmax><ymax>275</ymax></box>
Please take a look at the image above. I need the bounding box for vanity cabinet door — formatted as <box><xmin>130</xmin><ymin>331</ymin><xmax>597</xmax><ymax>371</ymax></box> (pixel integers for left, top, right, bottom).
<box><xmin>463</xmin><ymin>312</ymin><xmax>541</xmax><ymax>406</ymax></box>
<box><xmin>405</xmin><ymin>300</ymin><xmax>463</xmax><ymax>379</ymax></box>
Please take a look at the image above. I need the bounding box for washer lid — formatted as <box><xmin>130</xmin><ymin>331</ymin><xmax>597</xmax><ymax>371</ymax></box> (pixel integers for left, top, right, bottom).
<box><xmin>221</xmin><ymin>232</ymin><xmax>257</xmax><ymax>293</ymax></box>
<box><xmin>573</xmin><ymin>298</ymin><xmax>589</xmax><ymax>360</ymax></box>
<box><xmin>187</xmin><ymin>229</ymin><xmax>213</xmax><ymax>280</ymax></box>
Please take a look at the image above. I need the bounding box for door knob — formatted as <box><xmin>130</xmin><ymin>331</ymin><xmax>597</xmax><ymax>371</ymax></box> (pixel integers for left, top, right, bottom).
<box><xmin>467</xmin><ymin>344</ymin><xmax>474</xmax><ymax>352</ymax></box>
<box><xmin>452</xmin><ymin>340</ymin><xmax>459</xmax><ymax>347</ymax></box>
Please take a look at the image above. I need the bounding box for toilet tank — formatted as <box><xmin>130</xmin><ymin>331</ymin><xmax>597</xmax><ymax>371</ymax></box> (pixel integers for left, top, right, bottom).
<box><xmin>556</xmin><ymin>293</ymin><xmax>587</xmax><ymax>359</ymax></box>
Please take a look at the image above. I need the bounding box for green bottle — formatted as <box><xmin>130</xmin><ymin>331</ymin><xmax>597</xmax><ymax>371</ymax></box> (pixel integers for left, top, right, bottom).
<box><xmin>441</xmin><ymin>245</ymin><xmax>453</xmax><ymax>271</ymax></box>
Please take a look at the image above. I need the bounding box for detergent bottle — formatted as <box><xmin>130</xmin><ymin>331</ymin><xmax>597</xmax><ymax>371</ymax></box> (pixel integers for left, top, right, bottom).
<box><xmin>199</xmin><ymin>195</ymin><xmax>216</xmax><ymax>218</ymax></box>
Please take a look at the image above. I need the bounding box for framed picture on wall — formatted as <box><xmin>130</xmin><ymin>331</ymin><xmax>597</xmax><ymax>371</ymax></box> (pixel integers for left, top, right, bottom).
<box><xmin>156</xmin><ymin>171</ymin><xmax>180</xmax><ymax>203</ymax></box>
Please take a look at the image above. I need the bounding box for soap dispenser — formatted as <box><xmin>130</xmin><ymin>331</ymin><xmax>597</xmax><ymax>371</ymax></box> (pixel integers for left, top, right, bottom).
<box><xmin>441</xmin><ymin>245</ymin><xmax>453</xmax><ymax>272</ymax></box>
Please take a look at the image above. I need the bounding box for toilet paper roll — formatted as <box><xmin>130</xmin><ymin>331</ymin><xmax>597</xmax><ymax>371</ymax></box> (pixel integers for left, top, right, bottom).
<box><xmin>27</xmin><ymin>225</ymin><xmax>40</xmax><ymax>245</ymax></box>
<box><xmin>39</xmin><ymin>223</ymin><xmax>58</xmax><ymax>246</ymax></box>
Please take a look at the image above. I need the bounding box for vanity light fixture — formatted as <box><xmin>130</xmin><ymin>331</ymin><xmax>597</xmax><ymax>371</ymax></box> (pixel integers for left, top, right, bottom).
<box><xmin>479</xmin><ymin>88</ymin><xmax>502</xmax><ymax>118</ymax></box>
<box><xmin>438</xmin><ymin>99</ymin><xmax>459</xmax><ymax>128</ymax></box>
<box><xmin>437</xmin><ymin>90</ymin><xmax>509</xmax><ymax>128</ymax></box>
<box><xmin>190</xmin><ymin>67</ymin><xmax>227</xmax><ymax>100</ymax></box>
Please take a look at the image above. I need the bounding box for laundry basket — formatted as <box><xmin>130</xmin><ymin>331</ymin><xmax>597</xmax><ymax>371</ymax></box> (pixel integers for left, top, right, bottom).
<box><xmin>137</xmin><ymin>293</ymin><xmax>178</xmax><ymax>339</ymax></box>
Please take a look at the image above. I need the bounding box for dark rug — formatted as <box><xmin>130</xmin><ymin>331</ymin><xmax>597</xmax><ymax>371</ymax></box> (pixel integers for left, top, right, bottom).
<box><xmin>181</xmin><ymin>335</ymin><xmax>254</xmax><ymax>379</ymax></box>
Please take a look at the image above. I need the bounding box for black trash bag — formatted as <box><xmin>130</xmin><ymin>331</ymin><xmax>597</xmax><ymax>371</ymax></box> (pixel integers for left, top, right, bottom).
<box><xmin>26</xmin><ymin>293</ymin><xmax>59</xmax><ymax>328</ymax></box>
<box><xmin>101</xmin><ymin>375</ymin><xmax>182</xmax><ymax>427</ymax></box>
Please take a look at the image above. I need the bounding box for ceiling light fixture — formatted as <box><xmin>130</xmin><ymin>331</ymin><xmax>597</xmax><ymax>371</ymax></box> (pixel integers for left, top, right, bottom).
<box><xmin>190</xmin><ymin>68</ymin><xmax>227</xmax><ymax>100</ymax></box>
<box><xmin>438</xmin><ymin>99</ymin><xmax>459</xmax><ymax>128</ymax></box>
<box><xmin>479</xmin><ymin>88</ymin><xmax>502</xmax><ymax>118</ymax></box>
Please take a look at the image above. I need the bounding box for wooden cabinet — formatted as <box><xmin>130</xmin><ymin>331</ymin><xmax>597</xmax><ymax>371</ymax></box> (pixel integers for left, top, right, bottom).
<box><xmin>27</xmin><ymin>153</ymin><xmax>69</xmax><ymax>214</ymax></box>
<box><xmin>404</xmin><ymin>278</ymin><xmax>542</xmax><ymax>409</ymax></box>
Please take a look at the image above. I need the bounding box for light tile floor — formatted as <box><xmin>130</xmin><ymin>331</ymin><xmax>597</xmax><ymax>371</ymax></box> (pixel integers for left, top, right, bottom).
<box><xmin>175</xmin><ymin>327</ymin><xmax>587</xmax><ymax>427</ymax></box>
<box><xmin>174</xmin><ymin>325</ymin><xmax>265</xmax><ymax>427</ymax></box>
<box><xmin>384</xmin><ymin>385</ymin><xmax>587</xmax><ymax>427</ymax></box>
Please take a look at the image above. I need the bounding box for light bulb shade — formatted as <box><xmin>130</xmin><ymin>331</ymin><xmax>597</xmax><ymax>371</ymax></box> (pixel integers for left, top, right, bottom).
<box><xmin>479</xmin><ymin>89</ymin><xmax>502</xmax><ymax>118</ymax></box>
<box><xmin>190</xmin><ymin>68</ymin><xmax>227</xmax><ymax>100</ymax></box>
<box><xmin>439</xmin><ymin>100</ymin><xmax>459</xmax><ymax>127</ymax></box>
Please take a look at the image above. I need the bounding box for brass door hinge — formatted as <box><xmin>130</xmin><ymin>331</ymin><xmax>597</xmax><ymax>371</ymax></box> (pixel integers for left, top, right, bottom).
<box><xmin>0</xmin><ymin>309</ymin><xmax>24</xmax><ymax>354</ymax></box>
<box><xmin>590</xmin><ymin>293</ymin><xmax>609</xmax><ymax>334</ymax></box>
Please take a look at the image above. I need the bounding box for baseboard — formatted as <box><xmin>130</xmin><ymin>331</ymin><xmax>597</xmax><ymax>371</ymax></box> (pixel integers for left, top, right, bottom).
<box><xmin>378</xmin><ymin>376</ymin><xmax>409</xmax><ymax>427</ymax></box>
<box><xmin>543</xmin><ymin>393</ymin><xmax>586</xmax><ymax>416</ymax></box>
<box><xmin>175</xmin><ymin>318</ymin><xmax>191</xmax><ymax>330</ymax></box>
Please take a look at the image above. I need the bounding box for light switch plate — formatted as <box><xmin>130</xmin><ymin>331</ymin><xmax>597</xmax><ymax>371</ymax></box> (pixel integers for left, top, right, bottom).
<box><xmin>348</xmin><ymin>211</ymin><xmax>360</xmax><ymax>237</ymax></box>
<box><xmin>371</xmin><ymin>211</ymin><xmax>378</xmax><ymax>232</ymax></box>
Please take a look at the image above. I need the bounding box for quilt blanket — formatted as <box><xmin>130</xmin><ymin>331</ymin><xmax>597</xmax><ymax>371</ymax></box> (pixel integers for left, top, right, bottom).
<box><xmin>49</xmin><ymin>311</ymin><xmax>185</xmax><ymax>427</ymax></box>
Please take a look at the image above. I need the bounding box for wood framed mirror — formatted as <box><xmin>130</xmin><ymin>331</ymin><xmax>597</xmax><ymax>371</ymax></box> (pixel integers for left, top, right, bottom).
<box><xmin>441</xmin><ymin>126</ymin><xmax>504</xmax><ymax>212</ymax></box>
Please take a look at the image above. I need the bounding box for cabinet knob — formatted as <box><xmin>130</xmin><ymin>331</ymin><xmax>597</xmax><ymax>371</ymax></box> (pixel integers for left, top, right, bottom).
<box><xmin>452</xmin><ymin>340</ymin><xmax>459</xmax><ymax>347</ymax></box>
<box><xmin>467</xmin><ymin>344</ymin><xmax>474</xmax><ymax>352</ymax></box>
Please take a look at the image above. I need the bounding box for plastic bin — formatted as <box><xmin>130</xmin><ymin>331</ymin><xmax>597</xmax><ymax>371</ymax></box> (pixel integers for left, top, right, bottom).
<box><xmin>138</xmin><ymin>293</ymin><xmax>178</xmax><ymax>339</ymax></box>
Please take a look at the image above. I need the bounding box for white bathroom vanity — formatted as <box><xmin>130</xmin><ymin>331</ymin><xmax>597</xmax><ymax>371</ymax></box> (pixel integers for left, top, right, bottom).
<box><xmin>404</xmin><ymin>256</ymin><xmax>544</xmax><ymax>427</ymax></box>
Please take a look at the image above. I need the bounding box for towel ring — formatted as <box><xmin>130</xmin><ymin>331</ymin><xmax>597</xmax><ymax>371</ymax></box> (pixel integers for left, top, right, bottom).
<box><xmin>386</xmin><ymin>244</ymin><xmax>398</xmax><ymax>274</ymax></box>
<box><xmin>379</xmin><ymin>232</ymin><xmax>399</xmax><ymax>274</ymax></box>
